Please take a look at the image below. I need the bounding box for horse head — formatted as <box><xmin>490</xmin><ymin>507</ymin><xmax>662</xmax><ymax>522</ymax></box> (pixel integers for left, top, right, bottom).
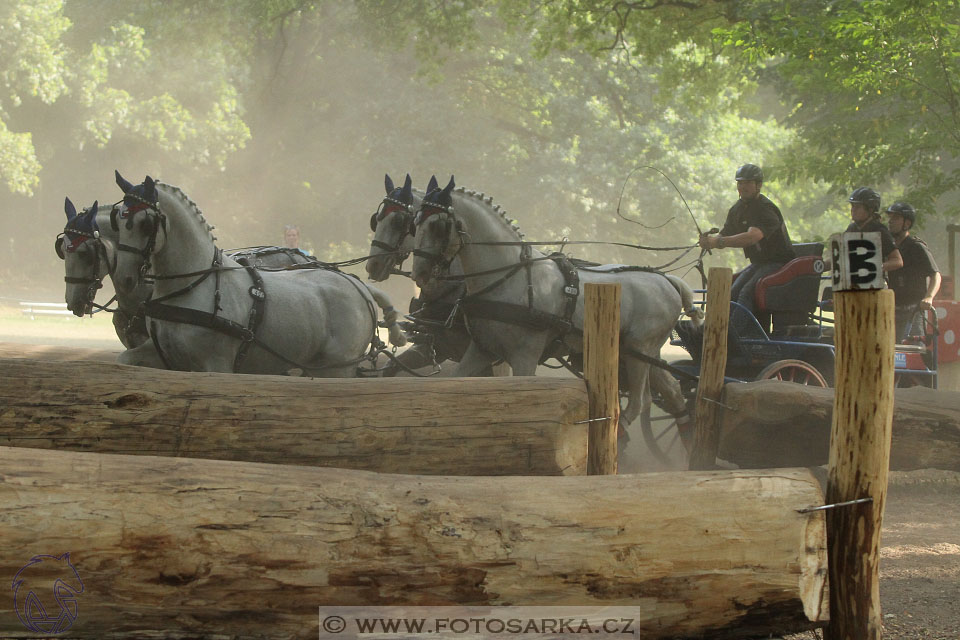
<box><xmin>60</xmin><ymin>197</ymin><xmax>112</xmax><ymax>316</ymax></box>
<box><xmin>366</xmin><ymin>173</ymin><xmax>419</xmax><ymax>282</ymax></box>
<box><xmin>12</xmin><ymin>552</ymin><xmax>84</xmax><ymax>635</ymax></box>
<box><xmin>112</xmin><ymin>170</ymin><xmax>165</xmax><ymax>295</ymax></box>
<box><xmin>411</xmin><ymin>175</ymin><xmax>459</xmax><ymax>288</ymax></box>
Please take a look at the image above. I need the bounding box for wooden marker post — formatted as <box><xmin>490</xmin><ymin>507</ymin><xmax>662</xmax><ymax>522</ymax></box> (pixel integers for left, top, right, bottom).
<box><xmin>585</xmin><ymin>282</ymin><xmax>620</xmax><ymax>475</ymax></box>
<box><xmin>825</xmin><ymin>232</ymin><xmax>896</xmax><ymax>640</ymax></box>
<box><xmin>689</xmin><ymin>267</ymin><xmax>732</xmax><ymax>470</ymax></box>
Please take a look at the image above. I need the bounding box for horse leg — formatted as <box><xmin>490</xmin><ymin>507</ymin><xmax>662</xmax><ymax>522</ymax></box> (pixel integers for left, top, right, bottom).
<box><xmin>117</xmin><ymin>341</ymin><xmax>167</xmax><ymax>369</ymax></box>
<box><xmin>619</xmin><ymin>358</ymin><xmax>651</xmax><ymax>441</ymax></box>
<box><xmin>453</xmin><ymin>341</ymin><xmax>497</xmax><ymax>377</ymax></box>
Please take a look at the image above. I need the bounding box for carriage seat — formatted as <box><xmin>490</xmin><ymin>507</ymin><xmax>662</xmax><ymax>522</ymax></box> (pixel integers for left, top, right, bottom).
<box><xmin>754</xmin><ymin>243</ymin><xmax>825</xmax><ymax>333</ymax></box>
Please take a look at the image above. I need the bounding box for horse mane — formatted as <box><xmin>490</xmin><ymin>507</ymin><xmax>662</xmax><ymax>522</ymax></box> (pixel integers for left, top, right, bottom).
<box><xmin>156</xmin><ymin>181</ymin><xmax>218</xmax><ymax>242</ymax></box>
<box><xmin>455</xmin><ymin>185</ymin><xmax>524</xmax><ymax>240</ymax></box>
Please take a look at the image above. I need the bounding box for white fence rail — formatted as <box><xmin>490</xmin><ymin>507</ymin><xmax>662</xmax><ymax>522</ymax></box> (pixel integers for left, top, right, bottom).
<box><xmin>19</xmin><ymin>302</ymin><xmax>74</xmax><ymax>319</ymax></box>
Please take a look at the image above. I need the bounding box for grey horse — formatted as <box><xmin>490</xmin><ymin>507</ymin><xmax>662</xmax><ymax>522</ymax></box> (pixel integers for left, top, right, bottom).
<box><xmin>366</xmin><ymin>173</ymin><xmax>485</xmax><ymax>375</ymax></box>
<box><xmin>109</xmin><ymin>171</ymin><xmax>405</xmax><ymax>374</ymax></box>
<box><xmin>58</xmin><ymin>198</ymin><xmax>326</xmax><ymax>357</ymax></box>
<box><xmin>410</xmin><ymin>176</ymin><xmax>703</xmax><ymax>439</ymax></box>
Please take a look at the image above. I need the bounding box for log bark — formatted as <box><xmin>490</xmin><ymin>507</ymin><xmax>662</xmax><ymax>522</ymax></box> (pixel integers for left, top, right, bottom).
<box><xmin>0</xmin><ymin>357</ymin><xmax>587</xmax><ymax>475</ymax></box>
<box><xmin>0</xmin><ymin>447</ymin><xmax>828</xmax><ymax>639</ymax></box>
<box><xmin>718</xmin><ymin>382</ymin><xmax>960</xmax><ymax>472</ymax></box>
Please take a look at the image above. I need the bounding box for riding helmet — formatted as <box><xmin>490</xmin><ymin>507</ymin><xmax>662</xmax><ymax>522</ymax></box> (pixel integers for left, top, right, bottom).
<box><xmin>735</xmin><ymin>163</ymin><xmax>764</xmax><ymax>183</ymax></box>
<box><xmin>848</xmin><ymin>187</ymin><xmax>881</xmax><ymax>213</ymax></box>
<box><xmin>886</xmin><ymin>202</ymin><xmax>916</xmax><ymax>225</ymax></box>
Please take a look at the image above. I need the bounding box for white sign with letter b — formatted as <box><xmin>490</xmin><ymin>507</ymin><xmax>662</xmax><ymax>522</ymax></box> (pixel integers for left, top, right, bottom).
<box><xmin>829</xmin><ymin>232</ymin><xmax>884</xmax><ymax>292</ymax></box>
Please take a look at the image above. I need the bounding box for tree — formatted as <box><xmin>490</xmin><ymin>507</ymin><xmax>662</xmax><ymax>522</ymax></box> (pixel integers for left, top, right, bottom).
<box><xmin>720</xmin><ymin>0</ymin><xmax>960</xmax><ymax>216</ymax></box>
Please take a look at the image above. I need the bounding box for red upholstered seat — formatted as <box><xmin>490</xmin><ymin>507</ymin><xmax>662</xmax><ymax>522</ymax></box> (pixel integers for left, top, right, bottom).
<box><xmin>755</xmin><ymin>256</ymin><xmax>825</xmax><ymax>314</ymax></box>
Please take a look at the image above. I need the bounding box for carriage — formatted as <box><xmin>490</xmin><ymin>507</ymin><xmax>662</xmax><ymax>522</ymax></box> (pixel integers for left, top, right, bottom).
<box><xmin>641</xmin><ymin>241</ymin><xmax>940</xmax><ymax>464</ymax></box>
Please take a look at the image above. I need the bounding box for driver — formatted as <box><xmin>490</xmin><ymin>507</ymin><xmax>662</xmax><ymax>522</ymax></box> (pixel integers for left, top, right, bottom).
<box><xmin>698</xmin><ymin>163</ymin><xmax>795</xmax><ymax>328</ymax></box>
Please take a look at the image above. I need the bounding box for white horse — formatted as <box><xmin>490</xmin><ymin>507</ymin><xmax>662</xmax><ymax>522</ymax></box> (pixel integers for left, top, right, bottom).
<box><xmin>58</xmin><ymin>198</ymin><xmax>327</xmax><ymax>355</ymax></box>
<box><xmin>366</xmin><ymin>174</ymin><xmax>484</xmax><ymax>374</ymax></box>
<box><xmin>58</xmin><ymin>198</ymin><xmax>152</xmax><ymax>349</ymax></box>
<box><xmin>410</xmin><ymin>176</ymin><xmax>702</xmax><ymax>436</ymax></box>
<box><xmin>110</xmin><ymin>171</ymin><xmax>405</xmax><ymax>374</ymax></box>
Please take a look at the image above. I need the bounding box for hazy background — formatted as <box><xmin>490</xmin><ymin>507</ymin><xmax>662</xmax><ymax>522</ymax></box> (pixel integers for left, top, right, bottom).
<box><xmin>1</xmin><ymin>1</ymin><xmax>956</xmax><ymax>304</ymax></box>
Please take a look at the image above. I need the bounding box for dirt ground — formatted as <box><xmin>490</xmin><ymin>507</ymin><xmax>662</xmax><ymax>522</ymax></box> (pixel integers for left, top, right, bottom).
<box><xmin>1</xmin><ymin>294</ymin><xmax>959</xmax><ymax>639</ymax></box>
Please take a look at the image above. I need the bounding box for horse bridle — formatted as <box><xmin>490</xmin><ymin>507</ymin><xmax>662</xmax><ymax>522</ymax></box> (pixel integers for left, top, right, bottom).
<box><xmin>412</xmin><ymin>197</ymin><xmax>464</xmax><ymax>275</ymax></box>
<box><xmin>56</xmin><ymin>227</ymin><xmax>118</xmax><ymax>311</ymax></box>
<box><xmin>369</xmin><ymin>196</ymin><xmax>416</xmax><ymax>261</ymax></box>
<box><xmin>110</xmin><ymin>195</ymin><xmax>166</xmax><ymax>285</ymax></box>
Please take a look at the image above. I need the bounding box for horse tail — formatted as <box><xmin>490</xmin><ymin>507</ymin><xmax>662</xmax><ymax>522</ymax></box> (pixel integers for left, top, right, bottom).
<box><xmin>363</xmin><ymin>284</ymin><xmax>408</xmax><ymax>347</ymax></box>
<box><xmin>665</xmin><ymin>274</ymin><xmax>704</xmax><ymax>326</ymax></box>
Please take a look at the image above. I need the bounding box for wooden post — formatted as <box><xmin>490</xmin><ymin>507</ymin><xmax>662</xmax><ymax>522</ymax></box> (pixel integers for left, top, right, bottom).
<box><xmin>825</xmin><ymin>289</ymin><xmax>895</xmax><ymax>640</ymax></box>
<box><xmin>689</xmin><ymin>267</ymin><xmax>732</xmax><ymax>470</ymax></box>
<box><xmin>585</xmin><ymin>282</ymin><xmax>620</xmax><ymax>475</ymax></box>
<box><xmin>948</xmin><ymin>223</ymin><xmax>959</xmax><ymax>300</ymax></box>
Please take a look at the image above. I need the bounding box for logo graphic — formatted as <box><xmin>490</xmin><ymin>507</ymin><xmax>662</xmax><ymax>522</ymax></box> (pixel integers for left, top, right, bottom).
<box><xmin>12</xmin><ymin>553</ymin><xmax>84</xmax><ymax>634</ymax></box>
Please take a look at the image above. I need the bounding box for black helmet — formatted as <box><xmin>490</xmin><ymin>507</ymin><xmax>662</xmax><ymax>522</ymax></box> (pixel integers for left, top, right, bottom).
<box><xmin>848</xmin><ymin>187</ymin><xmax>881</xmax><ymax>213</ymax></box>
<box><xmin>886</xmin><ymin>202</ymin><xmax>916</xmax><ymax>225</ymax></box>
<box><xmin>735</xmin><ymin>163</ymin><xmax>764</xmax><ymax>183</ymax></box>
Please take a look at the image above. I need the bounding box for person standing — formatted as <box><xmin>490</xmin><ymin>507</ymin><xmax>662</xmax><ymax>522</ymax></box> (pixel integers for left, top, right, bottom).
<box><xmin>698</xmin><ymin>163</ymin><xmax>796</xmax><ymax>328</ymax></box>
<box><xmin>282</xmin><ymin>224</ymin><xmax>309</xmax><ymax>256</ymax></box>
<box><xmin>844</xmin><ymin>187</ymin><xmax>903</xmax><ymax>273</ymax></box>
<box><xmin>885</xmin><ymin>202</ymin><xmax>941</xmax><ymax>341</ymax></box>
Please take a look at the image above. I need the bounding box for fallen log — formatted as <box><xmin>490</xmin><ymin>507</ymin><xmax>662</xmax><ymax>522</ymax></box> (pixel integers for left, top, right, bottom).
<box><xmin>0</xmin><ymin>357</ymin><xmax>587</xmax><ymax>475</ymax></box>
<box><xmin>0</xmin><ymin>447</ymin><xmax>828</xmax><ymax>639</ymax></box>
<box><xmin>718</xmin><ymin>382</ymin><xmax>960</xmax><ymax>471</ymax></box>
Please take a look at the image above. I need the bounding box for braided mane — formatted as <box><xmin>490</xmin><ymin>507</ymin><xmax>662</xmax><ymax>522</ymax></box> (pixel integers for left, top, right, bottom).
<box><xmin>157</xmin><ymin>181</ymin><xmax>217</xmax><ymax>242</ymax></box>
<box><xmin>455</xmin><ymin>185</ymin><xmax>524</xmax><ymax>240</ymax></box>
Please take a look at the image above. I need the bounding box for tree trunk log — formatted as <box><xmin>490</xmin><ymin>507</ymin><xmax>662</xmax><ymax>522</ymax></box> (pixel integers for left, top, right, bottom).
<box><xmin>0</xmin><ymin>357</ymin><xmax>587</xmax><ymax>475</ymax></box>
<box><xmin>718</xmin><ymin>382</ymin><xmax>960</xmax><ymax>471</ymax></box>
<box><xmin>0</xmin><ymin>447</ymin><xmax>828</xmax><ymax>639</ymax></box>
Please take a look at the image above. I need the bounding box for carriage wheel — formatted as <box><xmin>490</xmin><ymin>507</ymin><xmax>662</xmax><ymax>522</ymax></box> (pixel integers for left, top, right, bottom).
<box><xmin>639</xmin><ymin>361</ymin><xmax>696</xmax><ymax>467</ymax></box>
<box><xmin>756</xmin><ymin>359</ymin><xmax>828</xmax><ymax>387</ymax></box>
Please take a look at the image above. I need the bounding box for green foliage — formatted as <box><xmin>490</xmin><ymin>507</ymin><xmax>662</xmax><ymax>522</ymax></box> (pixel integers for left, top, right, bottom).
<box><xmin>717</xmin><ymin>0</ymin><xmax>960</xmax><ymax>215</ymax></box>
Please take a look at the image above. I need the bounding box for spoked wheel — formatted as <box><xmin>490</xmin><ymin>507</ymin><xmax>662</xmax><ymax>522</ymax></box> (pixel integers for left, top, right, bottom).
<box><xmin>756</xmin><ymin>359</ymin><xmax>828</xmax><ymax>387</ymax></box>
<box><xmin>639</xmin><ymin>361</ymin><xmax>696</xmax><ymax>467</ymax></box>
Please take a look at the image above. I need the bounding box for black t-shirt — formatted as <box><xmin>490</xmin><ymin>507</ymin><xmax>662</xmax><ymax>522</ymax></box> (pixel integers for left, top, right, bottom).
<box><xmin>844</xmin><ymin>218</ymin><xmax>897</xmax><ymax>260</ymax></box>
<box><xmin>888</xmin><ymin>235</ymin><xmax>939</xmax><ymax>307</ymax></box>
<box><xmin>720</xmin><ymin>193</ymin><xmax>795</xmax><ymax>264</ymax></box>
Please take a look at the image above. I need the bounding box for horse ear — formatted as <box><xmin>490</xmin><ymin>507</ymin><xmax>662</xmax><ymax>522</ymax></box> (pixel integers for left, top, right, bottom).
<box><xmin>64</xmin><ymin>197</ymin><xmax>77</xmax><ymax>221</ymax></box>
<box><xmin>400</xmin><ymin>174</ymin><xmax>413</xmax><ymax>201</ymax></box>
<box><xmin>443</xmin><ymin>175</ymin><xmax>456</xmax><ymax>194</ymax></box>
<box><xmin>384</xmin><ymin>174</ymin><xmax>395</xmax><ymax>194</ymax></box>
<box><xmin>403</xmin><ymin>174</ymin><xmax>412</xmax><ymax>190</ymax></box>
<box><xmin>115</xmin><ymin>170</ymin><xmax>133</xmax><ymax>193</ymax></box>
<box><xmin>426</xmin><ymin>175</ymin><xmax>438</xmax><ymax>193</ymax></box>
<box><xmin>144</xmin><ymin>175</ymin><xmax>158</xmax><ymax>200</ymax></box>
<box><xmin>89</xmin><ymin>200</ymin><xmax>98</xmax><ymax>216</ymax></box>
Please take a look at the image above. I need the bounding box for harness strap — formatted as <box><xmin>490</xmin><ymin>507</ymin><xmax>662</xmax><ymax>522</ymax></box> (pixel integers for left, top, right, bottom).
<box><xmin>461</xmin><ymin>300</ymin><xmax>573</xmax><ymax>333</ymax></box>
<box><xmin>233</xmin><ymin>260</ymin><xmax>267</xmax><ymax>371</ymax></box>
